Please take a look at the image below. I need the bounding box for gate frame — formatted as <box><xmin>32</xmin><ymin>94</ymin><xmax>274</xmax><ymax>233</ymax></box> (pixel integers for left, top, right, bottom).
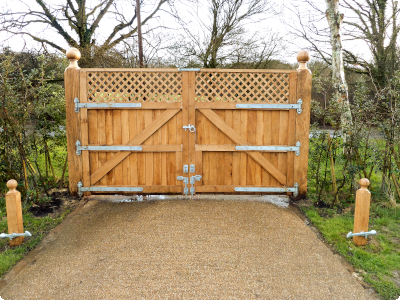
<box><xmin>64</xmin><ymin>48</ymin><xmax>311</xmax><ymax>199</ymax></box>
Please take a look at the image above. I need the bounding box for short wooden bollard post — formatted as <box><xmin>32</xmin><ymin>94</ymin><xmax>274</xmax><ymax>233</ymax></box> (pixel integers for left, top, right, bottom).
<box><xmin>5</xmin><ymin>179</ymin><xmax>24</xmax><ymax>246</ymax></box>
<box><xmin>353</xmin><ymin>178</ymin><xmax>371</xmax><ymax>246</ymax></box>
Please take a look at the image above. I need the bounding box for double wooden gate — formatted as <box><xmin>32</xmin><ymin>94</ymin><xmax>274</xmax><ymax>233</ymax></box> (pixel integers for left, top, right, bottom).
<box><xmin>65</xmin><ymin>65</ymin><xmax>311</xmax><ymax>198</ymax></box>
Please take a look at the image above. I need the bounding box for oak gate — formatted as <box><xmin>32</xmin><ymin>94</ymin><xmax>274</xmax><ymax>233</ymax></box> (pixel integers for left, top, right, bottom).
<box><xmin>65</xmin><ymin>49</ymin><xmax>312</xmax><ymax>199</ymax></box>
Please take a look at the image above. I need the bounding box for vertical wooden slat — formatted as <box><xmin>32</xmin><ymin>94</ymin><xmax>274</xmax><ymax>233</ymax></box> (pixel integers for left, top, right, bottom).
<box><xmin>144</xmin><ymin>110</ymin><xmax>153</xmax><ymax>186</ymax></box>
<box><xmin>167</xmin><ymin>114</ymin><xmax>177</xmax><ymax>185</ymax></box>
<box><xmin>113</xmin><ymin>110</ymin><xmax>122</xmax><ymax>186</ymax></box>
<box><xmin>121</xmin><ymin>109</ymin><xmax>130</xmax><ymax>185</ymax></box>
<box><xmin>97</xmin><ymin>110</ymin><xmax>107</xmax><ymax>185</ymax></box>
<box><xmin>65</xmin><ymin>67</ymin><xmax>81</xmax><ymax>195</ymax></box>
<box><xmin>137</xmin><ymin>109</ymin><xmax>146</xmax><ymax>185</ymax></box>
<box><xmin>180</xmin><ymin>72</ymin><xmax>189</xmax><ymax>188</ymax></box>
<box><xmin>278</xmin><ymin>110</ymin><xmax>288</xmax><ymax>183</ymax></box>
<box><xmin>188</xmin><ymin>72</ymin><xmax>196</xmax><ymax>183</ymax></box>
<box><xmin>247</xmin><ymin>110</ymin><xmax>257</xmax><ymax>186</ymax></box>
<box><xmin>88</xmin><ymin>110</ymin><xmax>98</xmax><ymax>185</ymax></box>
<box><xmin>255</xmin><ymin>110</ymin><xmax>263</xmax><ymax>186</ymax></box>
<box><xmin>240</xmin><ymin>110</ymin><xmax>248</xmax><ymax>186</ymax></box>
<box><xmin>176</xmin><ymin>111</ymin><xmax>183</xmax><ymax>186</ymax></box>
<box><xmin>295</xmin><ymin>68</ymin><xmax>312</xmax><ymax>199</ymax></box>
<box><xmin>262</xmin><ymin>111</ymin><xmax>272</xmax><ymax>186</ymax></box>
<box><xmin>224</xmin><ymin>110</ymin><xmax>233</xmax><ymax>186</ymax></box>
<box><xmin>270</xmin><ymin>111</ymin><xmax>280</xmax><ymax>186</ymax></box>
<box><xmin>105</xmin><ymin>110</ymin><xmax>114</xmax><ymax>185</ymax></box>
<box><xmin>153</xmin><ymin>110</ymin><xmax>162</xmax><ymax>185</ymax></box>
<box><xmin>287</xmin><ymin>72</ymin><xmax>297</xmax><ymax>189</ymax></box>
<box><xmin>195</xmin><ymin>110</ymin><xmax>204</xmax><ymax>185</ymax></box>
<box><xmin>80</xmin><ymin>71</ymin><xmax>90</xmax><ymax>195</ymax></box>
<box><xmin>129</xmin><ymin>110</ymin><xmax>138</xmax><ymax>186</ymax></box>
<box><xmin>161</xmin><ymin>110</ymin><xmax>168</xmax><ymax>186</ymax></box>
<box><xmin>232</xmin><ymin>110</ymin><xmax>241</xmax><ymax>186</ymax></box>
<box><xmin>214</xmin><ymin>110</ymin><xmax>225</xmax><ymax>186</ymax></box>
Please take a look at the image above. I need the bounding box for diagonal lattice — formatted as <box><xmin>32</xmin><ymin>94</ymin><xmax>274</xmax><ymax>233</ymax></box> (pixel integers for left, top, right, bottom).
<box><xmin>195</xmin><ymin>72</ymin><xmax>290</xmax><ymax>103</ymax></box>
<box><xmin>87</xmin><ymin>72</ymin><xmax>183</xmax><ymax>102</ymax></box>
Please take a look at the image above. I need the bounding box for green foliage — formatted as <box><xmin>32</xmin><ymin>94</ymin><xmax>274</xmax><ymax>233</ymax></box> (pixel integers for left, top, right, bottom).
<box><xmin>0</xmin><ymin>49</ymin><xmax>67</xmax><ymax>204</ymax></box>
<box><xmin>303</xmin><ymin>205</ymin><xmax>400</xmax><ymax>300</ymax></box>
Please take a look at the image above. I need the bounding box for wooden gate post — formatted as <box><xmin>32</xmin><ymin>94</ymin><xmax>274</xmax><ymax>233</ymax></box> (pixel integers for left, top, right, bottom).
<box><xmin>65</xmin><ymin>48</ymin><xmax>82</xmax><ymax>195</ymax></box>
<box><xmin>5</xmin><ymin>180</ymin><xmax>24</xmax><ymax>246</ymax></box>
<box><xmin>294</xmin><ymin>50</ymin><xmax>312</xmax><ymax>199</ymax></box>
<box><xmin>353</xmin><ymin>178</ymin><xmax>371</xmax><ymax>246</ymax></box>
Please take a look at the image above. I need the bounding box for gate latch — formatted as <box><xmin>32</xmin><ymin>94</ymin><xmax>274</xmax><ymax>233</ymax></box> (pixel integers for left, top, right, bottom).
<box><xmin>177</xmin><ymin>176</ymin><xmax>189</xmax><ymax>195</ymax></box>
<box><xmin>190</xmin><ymin>175</ymin><xmax>202</xmax><ymax>195</ymax></box>
<box><xmin>183</xmin><ymin>124</ymin><xmax>196</xmax><ymax>132</ymax></box>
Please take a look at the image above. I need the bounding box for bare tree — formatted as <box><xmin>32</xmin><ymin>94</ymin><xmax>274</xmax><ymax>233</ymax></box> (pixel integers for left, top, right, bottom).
<box><xmin>325</xmin><ymin>0</ymin><xmax>352</xmax><ymax>143</ymax></box>
<box><xmin>0</xmin><ymin>0</ymin><xmax>169</xmax><ymax>67</ymax></box>
<box><xmin>173</xmin><ymin>0</ymin><xmax>280</xmax><ymax>68</ymax></box>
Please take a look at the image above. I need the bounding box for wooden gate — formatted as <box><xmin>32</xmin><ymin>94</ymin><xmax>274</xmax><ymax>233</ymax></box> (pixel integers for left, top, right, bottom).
<box><xmin>65</xmin><ymin>49</ymin><xmax>311</xmax><ymax>199</ymax></box>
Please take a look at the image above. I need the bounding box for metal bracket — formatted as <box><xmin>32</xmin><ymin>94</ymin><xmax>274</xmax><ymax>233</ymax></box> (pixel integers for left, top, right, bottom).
<box><xmin>0</xmin><ymin>231</ymin><xmax>32</xmax><ymax>240</ymax></box>
<box><xmin>235</xmin><ymin>99</ymin><xmax>302</xmax><ymax>114</ymax></box>
<box><xmin>183</xmin><ymin>124</ymin><xmax>196</xmax><ymax>133</ymax></box>
<box><xmin>346</xmin><ymin>230</ymin><xmax>377</xmax><ymax>239</ymax></box>
<box><xmin>235</xmin><ymin>141</ymin><xmax>300</xmax><ymax>156</ymax></box>
<box><xmin>75</xmin><ymin>140</ymin><xmax>142</xmax><ymax>155</ymax></box>
<box><xmin>178</xmin><ymin>68</ymin><xmax>201</xmax><ymax>71</ymax></box>
<box><xmin>77</xmin><ymin>182</ymin><xmax>143</xmax><ymax>197</ymax></box>
<box><xmin>183</xmin><ymin>165</ymin><xmax>189</xmax><ymax>173</ymax></box>
<box><xmin>74</xmin><ymin>97</ymin><xmax>142</xmax><ymax>113</ymax></box>
<box><xmin>190</xmin><ymin>164</ymin><xmax>195</xmax><ymax>173</ymax></box>
<box><xmin>177</xmin><ymin>176</ymin><xmax>189</xmax><ymax>195</ymax></box>
<box><xmin>76</xmin><ymin>140</ymin><xmax>82</xmax><ymax>156</ymax></box>
<box><xmin>234</xmin><ymin>182</ymin><xmax>299</xmax><ymax>196</ymax></box>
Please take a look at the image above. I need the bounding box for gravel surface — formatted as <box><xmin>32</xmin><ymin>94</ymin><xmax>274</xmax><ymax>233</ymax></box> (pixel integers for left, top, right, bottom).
<box><xmin>0</xmin><ymin>200</ymin><xmax>374</xmax><ymax>299</ymax></box>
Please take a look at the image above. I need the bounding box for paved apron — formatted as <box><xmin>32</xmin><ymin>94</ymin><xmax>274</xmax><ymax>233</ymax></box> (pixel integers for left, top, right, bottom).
<box><xmin>0</xmin><ymin>200</ymin><xmax>374</xmax><ymax>299</ymax></box>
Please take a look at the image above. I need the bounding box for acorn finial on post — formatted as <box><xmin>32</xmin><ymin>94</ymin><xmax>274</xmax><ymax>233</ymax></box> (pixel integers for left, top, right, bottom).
<box><xmin>297</xmin><ymin>50</ymin><xmax>310</xmax><ymax>71</ymax></box>
<box><xmin>5</xmin><ymin>179</ymin><xmax>24</xmax><ymax>246</ymax></box>
<box><xmin>66</xmin><ymin>48</ymin><xmax>81</xmax><ymax>69</ymax></box>
<box><xmin>353</xmin><ymin>178</ymin><xmax>371</xmax><ymax>246</ymax></box>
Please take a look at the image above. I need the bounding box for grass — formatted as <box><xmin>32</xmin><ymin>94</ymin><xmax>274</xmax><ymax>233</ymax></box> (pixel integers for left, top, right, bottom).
<box><xmin>301</xmin><ymin>203</ymin><xmax>400</xmax><ymax>300</ymax></box>
<box><xmin>0</xmin><ymin>199</ymin><xmax>73</xmax><ymax>278</ymax></box>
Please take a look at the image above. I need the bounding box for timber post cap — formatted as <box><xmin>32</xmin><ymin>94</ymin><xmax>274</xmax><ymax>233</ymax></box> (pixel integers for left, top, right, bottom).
<box><xmin>66</xmin><ymin>48</ymin><xmax>81</xmax><ymax>60</ymax></box>
<box><xmin>6</xmin><ymin>179</ymin><xmax>18</xmax><ymax>192</ymax></box>
<box><xmin>297</xmin><ymin>50</ymin><xmax>310</xmax><ymax>63</ymax></box>
<box><xmin>359</xmin><ymin>178</ymin><xmax>370</xmax><ymax>188</ymax></box>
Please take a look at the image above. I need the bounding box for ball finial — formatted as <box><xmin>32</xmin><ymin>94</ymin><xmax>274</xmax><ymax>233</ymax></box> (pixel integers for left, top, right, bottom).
<box><xmin>297</xmin><ymin>50</ymin><xmax>310</xmax><ymax>70</ymax></box>
<box><xmin>66</xmin><ymin>48</ymin><xmax>81</xmax><ymax>69</ymax></box>
<box><xmin>7</xmin><ymin>179</ymin><xmax>18</xmax><ymax>192</ymax></box>
<box><xmin>359</xmin><ymin>178</ymin><xmax>370</xmax><ymax>188</ymax></box>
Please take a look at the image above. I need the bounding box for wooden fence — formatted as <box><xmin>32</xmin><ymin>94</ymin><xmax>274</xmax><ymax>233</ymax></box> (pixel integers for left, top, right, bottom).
<box><xmin>65</xmin><ymin>49</ymin><xmax>312</xmax><ymax>199</ymax></box>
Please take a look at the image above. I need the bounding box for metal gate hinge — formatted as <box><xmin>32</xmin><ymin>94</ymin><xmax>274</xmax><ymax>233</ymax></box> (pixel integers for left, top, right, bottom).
<box><xmin>190</xmin><ymin>175</ymin><xmax>202</xmax><ymax>195</ymax></box>
<box><xmin>76</xmin><ymin>140</ymin><xmax>82</xmax><ymax>156</ymax></box>
<box><xmin>74</xmin><ymin>97</ymin><xmax>80</xmax><ymax>113</ymax></box>
<box><xmin>296</xmin><ymin>99</ymin><xmax>302</xmax><ymax>114</ymax></box>
<box><xmin>177</xmin><ymin>176</ymin><xmax>189</xmax><ymax>195</ymax></box>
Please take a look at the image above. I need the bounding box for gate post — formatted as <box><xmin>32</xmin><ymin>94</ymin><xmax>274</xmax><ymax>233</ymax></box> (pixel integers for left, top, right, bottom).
<box><xmin>294</xmin><ymin>50</ymin><xmax>312</xmax><ymax>199</ymax></box>
<box><xmin>353</xmin><ymin>178</ymin><xmax>371</xmax><ymax>246</ymax></box>
<box><xmin>65</xmin><ymin>48</ymin><xmax>82</xmax><ymax>195</ymax></box>
<box><xmin>5</xmin><ymin>180</ymin><xmax>24</xmax><ymax>246</ymax></box>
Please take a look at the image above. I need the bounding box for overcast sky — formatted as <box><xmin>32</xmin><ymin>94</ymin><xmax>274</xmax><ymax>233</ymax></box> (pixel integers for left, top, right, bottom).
<box><xmin>0</xmin><ymin>0</ymin><xmax>373</xmax><ymax>64</ymax></box>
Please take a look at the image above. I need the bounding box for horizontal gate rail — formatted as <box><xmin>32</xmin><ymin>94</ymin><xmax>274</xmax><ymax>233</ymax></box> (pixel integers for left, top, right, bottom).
<box><xmin>235</xmin><ymin>99</ymin><xmax>302</xmax><ymax>114</ymax></box>
<box><xmin>77</xmin><ymin>182</ymin><xmax>143</xmax><ymax>196</ymax></box>
<box><xmin>234</xmin><ymin>183</ymin><xmax>299</xmax><ymax>196</ymax></box>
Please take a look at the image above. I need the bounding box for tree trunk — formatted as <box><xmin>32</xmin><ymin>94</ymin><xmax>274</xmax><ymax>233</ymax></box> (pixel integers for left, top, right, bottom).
<box><xmin>136</xmin><ymin>0</ymin><xmax>144</xmax><ymax>68</ymax></box>
<box><xmin>325</xmin><ymin>0</ymin><xmax>352</xmax><ymax>143</ymax></box>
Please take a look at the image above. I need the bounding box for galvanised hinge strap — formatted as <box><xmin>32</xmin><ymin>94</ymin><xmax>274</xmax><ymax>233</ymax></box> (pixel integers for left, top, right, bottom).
<box><xmin>235</xmin><ymin>141</ymin><xmax>301</xmax><ymax>156</ymax></box>
<box><xmin>76</xmin><ymin>140</ymin><xmax>142</xmax><ymax>156</ymax></box>
<box><xmin>177</xmin><ymin>176</ymin><xmax>189</xmax><ymax>195</ymax></box>
<box><xmin>234</xmin><ymin>183</ymin><xmax>299</xmax><ymax>197</ymax></box>
<box><xmin>77</xmin><ymin>182</ymin><xmax>143</xmax><ymax>197</ymax></box>
<box><xmin>74</xmin><ymin>97</ymin><xmax>142</xmax><ymax>113</ymax></box>
<box><xmin>178</xmin><ymin>68</ymin><xmax>201</xmax><ymax>71</ymax></box>
<box><xmin>236</xmin><ymin>99</ymin><xmax>303</xmax><ymax>114</ymax></box>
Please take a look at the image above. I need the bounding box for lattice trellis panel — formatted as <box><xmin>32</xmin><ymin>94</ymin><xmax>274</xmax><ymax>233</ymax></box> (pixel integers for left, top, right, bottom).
<box><xmin>195</xmin><ymin>72</ymin><xmax>290</xmax><ymax>103</ymax></box>
<box><xmin>87</xmin><ymin>72</ymin><xmax>183</xmax><ymax>102</ymax></box>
